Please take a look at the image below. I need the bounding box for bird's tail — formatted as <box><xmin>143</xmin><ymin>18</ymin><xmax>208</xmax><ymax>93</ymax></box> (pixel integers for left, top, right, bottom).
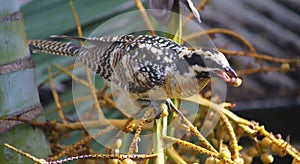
<box><xmin>27</xmin><ymin>37</ymin><xmax>82</xmax><ymax>57</ymax></box>
<box><xmin>28</xmin><ymin>36</ymin><xmax>103</xmax><ymax>75</ymax></box>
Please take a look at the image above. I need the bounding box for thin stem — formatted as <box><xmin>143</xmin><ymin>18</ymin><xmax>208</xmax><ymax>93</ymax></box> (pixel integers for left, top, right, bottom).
<box><xmin>135</xmin><ymin>0</ymin><xmax>156</xmax><ymax>35</ymax></box>
<box><xmin>48</xmin><ymin>67</ymin><xmax>67</xmax><ymax>124</ymax></box>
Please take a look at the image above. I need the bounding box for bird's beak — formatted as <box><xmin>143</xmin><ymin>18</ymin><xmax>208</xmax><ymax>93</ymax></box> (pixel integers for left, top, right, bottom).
<box><xmin>212</xmin><ymin>67</ymin><xmax>241</xmax><ymax>86</ymax></box>
<box><xmin>225</xmin><ymin>67</ymin><xmax>238</xmax><ymax>79</ymax></box>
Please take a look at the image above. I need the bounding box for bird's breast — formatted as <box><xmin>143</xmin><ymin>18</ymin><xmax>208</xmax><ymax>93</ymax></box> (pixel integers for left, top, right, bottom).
<box><xmin>134</xmin><ymin>72</ymin><xmax>210</xmax><ymax>100</ymax></box>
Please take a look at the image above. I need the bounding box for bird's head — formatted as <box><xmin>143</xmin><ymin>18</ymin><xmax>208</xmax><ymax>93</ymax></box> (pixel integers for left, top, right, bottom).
<box><xmin>183</xmin><ymin>48</ymin><xmax>241</xmax><ymax>86</ymax></box>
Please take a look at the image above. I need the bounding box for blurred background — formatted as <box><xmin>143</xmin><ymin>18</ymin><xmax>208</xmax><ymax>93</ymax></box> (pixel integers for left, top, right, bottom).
<box><xmin>19</xmin><ymin>0</ymin><xmax>300</xmax><ymax>163</ymax></box>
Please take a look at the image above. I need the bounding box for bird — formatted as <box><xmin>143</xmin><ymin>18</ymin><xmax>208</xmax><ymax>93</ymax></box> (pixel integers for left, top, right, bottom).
<box><xmin>28</xmin><ymin>35</ymin><xmax>241</xmax><ymax>102</ymax></box>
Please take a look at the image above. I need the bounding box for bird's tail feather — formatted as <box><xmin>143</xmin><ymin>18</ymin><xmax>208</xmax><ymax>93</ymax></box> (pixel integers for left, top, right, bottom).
<box><xmin>27</xmin><ymin>39</ymin><xmax>81</xmax><ymax>57</ymax></box>
<box><xmin>50</xmin><ymin>35</ymin><xmax>88</xmax><ymax>42</ymax></box>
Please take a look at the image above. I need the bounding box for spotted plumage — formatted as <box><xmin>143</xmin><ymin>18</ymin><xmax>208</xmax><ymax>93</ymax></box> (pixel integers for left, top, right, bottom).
<box><xmin>28</xmin><ymin>35</ymin><xmax>238</xmax><ymax>99</ymax></box>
